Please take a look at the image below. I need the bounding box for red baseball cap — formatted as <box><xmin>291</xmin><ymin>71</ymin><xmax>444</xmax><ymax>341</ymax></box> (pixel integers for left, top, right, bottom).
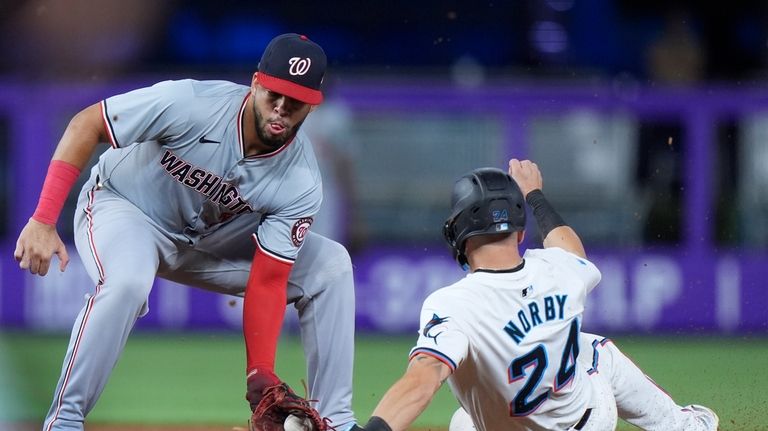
<box><xmin>257</xmin><ymin>33</ymin><xmax>327</xmax><ymax>105</ymax></box>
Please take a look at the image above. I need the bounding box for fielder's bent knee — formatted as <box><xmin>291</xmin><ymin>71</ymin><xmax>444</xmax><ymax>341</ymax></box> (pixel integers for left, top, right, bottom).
<box><xmin>320</xmin><ymin>239</ymin><xmax>352</xmax><ymax>273</ymax></box>
<box><xmin>292</xmin><ymin>235</ymin><xmax>354</xmax><ymax>303</ymax></box>
<box><xmin>308</xmin><ymin>234</ymin><xmax>350</xmax><ymax>262</ymax></box>
<box><xmin>305</xmin><ymin>235</ymin><xmax>353</xmax><ymax>281</ymax></box>
<box><xmin>102</xmin><ymin>278</ymin><xmax>153</xmax><ymax>311</ymax></box>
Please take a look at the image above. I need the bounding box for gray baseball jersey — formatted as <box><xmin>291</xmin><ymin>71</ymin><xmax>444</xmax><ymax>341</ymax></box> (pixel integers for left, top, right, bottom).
<box><xmin>43</xmin><ymin>80</ymin><xmax>356</xmax><ymax>431</ymax></box>
<box><xmin>98</xmin><ymin>79</ymin><xmax>321</xmax><ymax>257</ymax></box>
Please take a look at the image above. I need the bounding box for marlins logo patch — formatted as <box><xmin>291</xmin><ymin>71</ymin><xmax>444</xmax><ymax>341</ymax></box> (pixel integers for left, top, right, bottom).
<box><xmin>422</xmin><ymin>313</ymin><xmax>449</xmax><ymax>343</ymax></box>
<box><xmin>291</xmin><ymin>217</ymin><xmax>313</xmax><ymax>247</ymax></box>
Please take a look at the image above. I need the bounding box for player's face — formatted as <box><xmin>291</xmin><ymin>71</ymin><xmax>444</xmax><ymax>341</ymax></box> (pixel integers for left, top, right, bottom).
<box><xmin>252</xmin><ymin>84</ymin><xmax>312</xmax><ymax>150</ymax></box>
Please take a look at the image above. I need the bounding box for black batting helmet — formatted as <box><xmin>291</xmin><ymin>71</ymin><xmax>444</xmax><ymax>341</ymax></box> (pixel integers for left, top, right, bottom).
<box><xmin>442</xmin><ymin>167</ymin><xmax>527</xmax><ymax>267</ymax></box>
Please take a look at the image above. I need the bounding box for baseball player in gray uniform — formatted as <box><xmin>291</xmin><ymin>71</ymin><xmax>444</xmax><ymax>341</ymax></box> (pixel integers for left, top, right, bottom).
<box><xmin>14</xmin><ymin>33</ymin><xmax>357</xmax><ymax>431</ymax></box>
<box><xmin>355</xmin><ymin>160</ymin><xmax>719</xmax><ymax>431</ymax></box>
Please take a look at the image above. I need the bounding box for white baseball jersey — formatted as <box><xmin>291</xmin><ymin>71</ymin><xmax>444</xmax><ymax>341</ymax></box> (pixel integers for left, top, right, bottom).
<box><xmin>410</xmin><ymin>247</ymin><xmax>601</xmax><ymax>431</ymax></box>
<box><xmin>98</xmin><ymin>78</ymin><xmax>321</xmax><ymax>258</ymax></box>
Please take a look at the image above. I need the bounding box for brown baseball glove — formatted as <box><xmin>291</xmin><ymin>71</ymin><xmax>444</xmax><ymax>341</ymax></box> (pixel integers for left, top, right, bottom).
<box><xmin>248</xmin><ymin>383</ymin><xmax>332</xmax><ymax>431</ymax></box>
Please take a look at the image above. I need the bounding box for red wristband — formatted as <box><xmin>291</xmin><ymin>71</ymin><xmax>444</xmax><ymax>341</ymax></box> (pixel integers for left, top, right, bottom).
<box><xmin>31</xmin><ymin>160</ymin><xmax>81</xmax><ymax>225</ymax></box>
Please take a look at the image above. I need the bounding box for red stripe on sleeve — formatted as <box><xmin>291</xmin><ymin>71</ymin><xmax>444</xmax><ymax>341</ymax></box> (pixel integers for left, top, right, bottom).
<box><xmin>243</xmin><ymin>245</ymin><xmax>293</xmax><ymax>374</ymax></box>
<box><xmin>100</xmin><ymin>101</ymin><xmax>118</xmax><ymax>148</ymax></box>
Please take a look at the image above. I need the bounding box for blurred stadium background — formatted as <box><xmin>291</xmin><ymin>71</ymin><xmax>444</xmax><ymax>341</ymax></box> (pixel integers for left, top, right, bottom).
<box><xmin>1</xmin><ymin>0</ymin><xmax>767</xmax><ymax>429</ymax></box>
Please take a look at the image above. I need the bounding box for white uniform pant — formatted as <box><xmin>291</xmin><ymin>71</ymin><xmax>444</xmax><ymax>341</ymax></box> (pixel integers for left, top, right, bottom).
<box><xmin>450</xmin><ymin>332</ymin><xmax>713</xmax><ymax>431</ymax></box>
<box><xmin>580</xmin><ymin>332</ymin><xmax>713</xmax><ymax>431</ymax></box>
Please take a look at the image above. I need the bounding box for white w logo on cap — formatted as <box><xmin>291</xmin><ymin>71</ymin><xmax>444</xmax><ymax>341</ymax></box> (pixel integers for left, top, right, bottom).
<box><xmin>288</xmin><ymin>57</ymin><xmax>312</xmax><ymax>75</ymax></box>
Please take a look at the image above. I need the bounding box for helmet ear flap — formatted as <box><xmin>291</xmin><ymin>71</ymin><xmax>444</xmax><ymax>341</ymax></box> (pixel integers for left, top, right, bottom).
<box><xmin>444</xmin><ymin>212</ymin><xmax>471</xmax><ymax>267</ymax></box>
<box><xmin>442</xmin><ymin>219</ymin><xmax>455</xmax><ymax>247</ymax></box>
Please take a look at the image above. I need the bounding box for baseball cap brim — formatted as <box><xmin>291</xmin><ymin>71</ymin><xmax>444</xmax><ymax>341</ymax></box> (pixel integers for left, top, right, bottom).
<box><xmin>257</xmin><ymin>72</ymin><xmax>323</xmax><ymax>105</ymax></box>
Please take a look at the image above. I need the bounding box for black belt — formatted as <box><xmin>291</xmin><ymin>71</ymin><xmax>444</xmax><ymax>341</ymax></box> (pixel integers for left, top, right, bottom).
<box><xmin>573</xmin><ymin>408</ymin><xmax>592</xmax><ymax>430</ymax></box>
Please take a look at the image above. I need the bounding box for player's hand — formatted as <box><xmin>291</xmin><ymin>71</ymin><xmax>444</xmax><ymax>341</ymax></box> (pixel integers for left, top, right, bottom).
<box><xmin>508</xmin><ymin>159</ymin><xmax>543</xmax><ymax>198</ymax></box>
<box><xmin>14</xmin><ymin>218</ymin><xmax>69</xmax><ymax>276</ymax></box>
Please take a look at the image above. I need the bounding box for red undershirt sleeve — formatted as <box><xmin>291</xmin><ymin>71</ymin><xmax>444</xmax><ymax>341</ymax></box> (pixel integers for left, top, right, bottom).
<box><xmin>243</xmin><ymin>244</ymin><xmax>293</xmax><ymax>374</ymax></box>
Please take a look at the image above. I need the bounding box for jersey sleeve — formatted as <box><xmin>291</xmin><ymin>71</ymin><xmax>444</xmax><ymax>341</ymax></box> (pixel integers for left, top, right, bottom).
<box><xmin>101</xmin><ymin>80</ymin><xmax>195</xmax><ymax>148</ymax></box>
<box><xmin>255</xmin><ymin>180</ymin><xmax>322</xmax><ymax>262</ymax></box>
<box><xmin>531</xmin><ymin>247</ymin><xmax>602</xmax><ymax>294</ymax></box>
<box><xmin>409</xmin><ymin>294</ymin><xmax>469</xmax><ymax>373</ymax></box>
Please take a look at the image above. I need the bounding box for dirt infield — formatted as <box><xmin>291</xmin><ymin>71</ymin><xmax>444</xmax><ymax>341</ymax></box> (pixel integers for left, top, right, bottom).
<box><xmin>3</xmin><ymin>425</ymin><xmax>248</xmax><ymax>431</ymax></box>
<box><xmin>4</xmin><ymin>425</ymin><xmax>445</xmax><ymax>431</ymax></box>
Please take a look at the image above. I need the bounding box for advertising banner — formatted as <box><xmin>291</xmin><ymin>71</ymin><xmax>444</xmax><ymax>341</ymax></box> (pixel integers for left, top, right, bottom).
<box><xmin>2</xmin><ymin>244</ymin><xmax>766</xmax><ymax>333</ymax></box>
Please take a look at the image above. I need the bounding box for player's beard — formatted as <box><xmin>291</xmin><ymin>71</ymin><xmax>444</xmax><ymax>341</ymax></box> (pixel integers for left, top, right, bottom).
<box><xmin>254</xmin><ymin>105</ymin><xmax>303</xmax><ymax>150</ymax></box>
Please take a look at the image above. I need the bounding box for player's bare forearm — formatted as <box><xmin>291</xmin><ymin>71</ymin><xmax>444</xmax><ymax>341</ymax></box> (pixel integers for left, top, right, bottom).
<box><xmin>543</xmin><ymin>225</ymin><xmax>586</xmax><ymax>259</ymax></box>
<box><xmin>51</xmin><ymin>102</ymin><xmax>111</xmax><ymax>168</ymax></box>
<box><xmin>369</xmin><ymin>355</ymin><xmax>450</xmax><ymax>431</ymax></box>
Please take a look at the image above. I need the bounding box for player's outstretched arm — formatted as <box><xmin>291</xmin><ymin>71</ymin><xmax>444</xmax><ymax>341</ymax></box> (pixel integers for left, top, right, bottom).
<box><xmin>360</xmin><ymin>354</ymin><xmax>451</xmax><ymax>431</ymax></box>
<box><xmin>508</xmin><ymin>158</ymin><xmax>587</xmax><ymax>259</ymax></box>
<box><xmin>14</xmin><ymin>103</ymin><xmax>109</xmax><ymax>276</ymax></box>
